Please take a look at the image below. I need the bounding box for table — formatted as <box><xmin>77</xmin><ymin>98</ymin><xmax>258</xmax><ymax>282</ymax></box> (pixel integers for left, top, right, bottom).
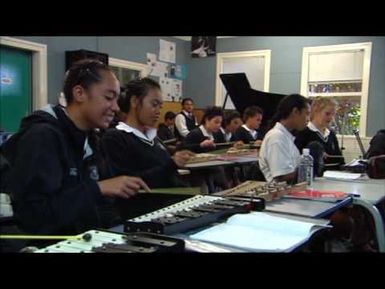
<box><xmin>313</xmin><ymin>177</ymin><xmax>385</xmax><ymax>252</ymax></box>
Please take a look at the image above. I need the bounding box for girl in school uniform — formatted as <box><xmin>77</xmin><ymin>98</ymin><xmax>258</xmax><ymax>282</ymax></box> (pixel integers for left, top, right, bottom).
<box><xmin>232</xmin><ymin>106</ymin><xmax>263</xmax><ymax>146</ymax></box>
<box><xmin>180</xmin><ymin>106</ymin><xmax>232</xmax><ymax>191</ymax></box>
<box><xmin>181</xmin><ymin>106</ymin><xmax>224</xmax><ymax>153</ymax></box>
<box><xmin>295</xmin><ymin>97</ymin><xmax>345</xmax><ymax>173</ymax></box>
<box><xmin>101</xmin><ymin>78</ymin><xmax>194</xmax><ymax>189</ymax></box>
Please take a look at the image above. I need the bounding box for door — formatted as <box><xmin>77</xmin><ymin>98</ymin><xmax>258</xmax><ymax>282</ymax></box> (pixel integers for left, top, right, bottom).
<box><xmin>216</xmin><ymin>50</ymin><xmax>271</xmax><ymax>109</ymax></box>
<box><xmin>0</xmin><ymin>45</ymin><xmax>32</xmax><ymax>133</ymax></box>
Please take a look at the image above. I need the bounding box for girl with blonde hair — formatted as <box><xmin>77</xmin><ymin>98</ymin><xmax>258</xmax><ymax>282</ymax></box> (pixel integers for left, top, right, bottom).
<box><xmin>295</xmin><ymin>96</ymin><xmax>345</xmax><ymax>173</ymax></box>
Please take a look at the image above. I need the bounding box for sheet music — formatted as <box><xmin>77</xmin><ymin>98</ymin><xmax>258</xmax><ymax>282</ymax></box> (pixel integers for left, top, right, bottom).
<box><xmin>323</xmin><ymin>170</ymin><xmax>363</xmax><ymax>180</ymax></box>
<box><xmin>190</xmin><ymin>212</ymin><xmax>325</xmax><ymax>252</ymax></box>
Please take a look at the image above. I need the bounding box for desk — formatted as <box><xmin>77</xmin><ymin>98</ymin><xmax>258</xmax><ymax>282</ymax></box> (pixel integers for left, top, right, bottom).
<box><xmin>265</xmin><ymin>197</ymin><xmax>352</xmax><ymax>218</ymax></box>
<box><xmin>313</xmin><ymin>177</ymin><xmax>385</xmax><ymax>252</ymax></box>
<box><xmin>183</xmin><ymin>150</ymin><xmax>258</xmax><ymax>193</ymax></box>
<box><xmin>109</xmin><ymin>210</ymin><xmax>329</xmax><ymax>253</ymax></box>
<box><xmin>313</xmin><ymin>178</ymin><xmax>385</xmax><ymax>204</ymax></box>
<box><xmin>183</xmin><ymin>147</ymin><xmax>258</xmax><ymax>170</ymax></box>
<box><xmin>184</xmin><ymin>160</ymin><xmax>234</xmax><ymax>169</ymax></box>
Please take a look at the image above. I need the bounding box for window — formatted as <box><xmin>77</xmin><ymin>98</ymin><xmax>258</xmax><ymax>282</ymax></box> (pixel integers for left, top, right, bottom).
<box><xmin>110</xmin><ymin>66</ymin><xmax>140</xmax><ymax>84</ymax></box>
<box><xmin>215</xmin><ymin>50</ymin><xmax>271</xmax><ymax>109</ymax></box>
<box><xmin>109</xmin><ymin>57</ymin><xmax>148</xmax><ymax>86</ymax></box>
<box><xmin>301</xmin><ymin>43</ymin><xmax>372</xmax><ymax>136</ymax></box>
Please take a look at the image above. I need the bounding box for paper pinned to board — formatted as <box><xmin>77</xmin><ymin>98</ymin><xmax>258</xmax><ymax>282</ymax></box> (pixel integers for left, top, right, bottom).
<box><xmin>159</xmin><ymin>39</ymin><xmax>176</xmax><ymax>63</ymax></box>
<box><xmin>171</xmin><ymin>79</ymin><xmax>182</xmax><ymax>102</ymax></box>
<box><xmin>159</xmin><ymin>77</ymin><xmax>172</xmax><ymax>101</ymax></box>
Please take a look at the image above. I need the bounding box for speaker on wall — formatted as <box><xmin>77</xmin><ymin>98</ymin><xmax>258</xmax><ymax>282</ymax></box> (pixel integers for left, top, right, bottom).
<box><xmin>65</xmin><ymin>49</ymin><xmax>109</xmax><ymax>71</ymax></box>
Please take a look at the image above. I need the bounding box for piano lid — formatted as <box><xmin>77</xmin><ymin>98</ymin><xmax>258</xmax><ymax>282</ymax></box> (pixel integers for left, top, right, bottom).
<box><xmin>220</xmin><ymin>73</ymin><xmax>286</xmax><ymax>132</ymax></box>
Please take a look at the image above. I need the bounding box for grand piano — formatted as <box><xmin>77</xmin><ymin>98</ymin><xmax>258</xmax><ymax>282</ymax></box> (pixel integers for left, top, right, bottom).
<box><xmin>220</xmin><ymin>73</ymin><xmax>286</xmax><ymax>136</ymax></box>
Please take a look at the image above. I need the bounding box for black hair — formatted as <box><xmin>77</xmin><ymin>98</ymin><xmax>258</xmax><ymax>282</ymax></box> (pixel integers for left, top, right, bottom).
<box><xmin>270</xmin><ymin>93</ymin><xmax>309</xmax><ymax>128</ymax></box>
<box><xmin>201</xmin><ymin>106</ymin><xmax>224</xmax><ymax>125</ymax></box>
<box><xmin>118</xmin><ymin>77</ymin><xmax>161</xmax><ymax>113</ymax></box>
<box><xmin>164</xmin><ymin>111</ymin><xmax>176</xmax><ymax>121</ymax></box>
<box><xmin>222</xmin><ymin>111</ymin><xmax>241</xmax><ymax>127</ymax></box>
<box><xmin>181</xmin><ymin>98</ymin><xmax>194</xmax><ymax>106</ymax></box>
<box><xmin>63</xmin><ymin>59</ymin><xmax>113</xmax><ymax>104</ymax></box>
<box><xmin>243</xmin><ymin>106</ymin><xmax>263</xmax><ymax>122</ymax></box>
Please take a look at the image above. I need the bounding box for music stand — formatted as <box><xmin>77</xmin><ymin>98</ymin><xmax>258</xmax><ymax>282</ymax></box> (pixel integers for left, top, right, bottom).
<box><xmin>353</xmin><ymin>130</ymin><xmax>367</xmax><ymax>158</ymax></box>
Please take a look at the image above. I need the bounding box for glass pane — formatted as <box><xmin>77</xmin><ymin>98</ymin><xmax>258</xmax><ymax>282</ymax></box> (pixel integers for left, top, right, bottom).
<box><xmin>110</xmin><ymin>66</ymin><xmax>120</xmax><ymax>80</ymax></box>
<box><xmin>308</xmin><ymin>81</ymin><xmax>362</xmax><ymax>94</ymax></box>
<box><xmin>121</xmin><ymin>69</ymin><xmax>140</xmax><ymax>85</ymax></box>
<box><xmin>333</xmin><ymin>96</ymin><xmax>361</xmax><ymax>135</ymax></box>
<box><xmin>109</xmin><ymin>66</ymin><xmax>141</xmax><ymax>86</ymax></box>
<box><xmin>308</xmin><ymin>50</ymin><xmax>364</xmax><ymax>82</ymax></box>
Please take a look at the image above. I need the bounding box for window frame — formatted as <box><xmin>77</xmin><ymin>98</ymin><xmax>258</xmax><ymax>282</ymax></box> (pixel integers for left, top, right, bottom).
<box><xmin>215</xmin><ymin>50</ymin><xmax>271</xmax><ymax>107</ymax></box>
<box><xmin>109</xmin><ymin>57</ymin><xmax>148</xmax><ymax>82</ymax></box>
<box><xmin>300</xmin><ymin>42</ymin><xmax>372</xmax><ymax>137</ymax></box>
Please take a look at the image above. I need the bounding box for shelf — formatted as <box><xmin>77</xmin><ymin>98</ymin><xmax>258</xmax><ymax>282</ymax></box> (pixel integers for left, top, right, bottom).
<box><xmin>308</xmin><ymin>92</ymin><xmax>362</xmax><ymax>97</ymax></box>
<box><xmin>308</xmin><ymin>80</ymin><xmax>362</xmax><ymax>84</ymax></box>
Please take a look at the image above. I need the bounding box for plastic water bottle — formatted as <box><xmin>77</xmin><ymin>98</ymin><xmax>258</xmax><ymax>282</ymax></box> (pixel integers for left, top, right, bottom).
<box><xmin>297</xmin><ymin>148</ymin><xmax>314</xmax><ymax>186</ymax></box>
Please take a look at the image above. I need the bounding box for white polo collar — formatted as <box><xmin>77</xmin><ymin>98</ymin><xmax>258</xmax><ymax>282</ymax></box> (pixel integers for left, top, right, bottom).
<box><xmin>308</xmin><ymin>121</ymin><xmax>330</xmax><ymax>140</ymax></box>
<box><xmin>199</xmin><ymin>125</ymin><xmax>214</xmax><ymax>140</ymax></box>
<box><xmin>116</xmin><ymin>122</ymin><xmax>157</xmax><ymax>145</ymax></box>
<box><xmin>220</xmin><ymin>127</ymin><xmax>232</xmax><ymax>140</ymax></box>
<box><xmin>242</xmin><ymin>124</ymin><xmax>257</xmax><ymax>139</ymax></box>
<box><xmin>276</xmin><ymin>122</ymin><xmax>296</xmax><ymax>142</ymax></box>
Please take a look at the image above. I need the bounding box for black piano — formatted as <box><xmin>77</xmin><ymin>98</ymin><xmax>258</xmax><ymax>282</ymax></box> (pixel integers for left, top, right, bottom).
<box><xmin>220</xmin><ymin>73</ymin><xmax>286</xmax><ymax>136</ymax></box>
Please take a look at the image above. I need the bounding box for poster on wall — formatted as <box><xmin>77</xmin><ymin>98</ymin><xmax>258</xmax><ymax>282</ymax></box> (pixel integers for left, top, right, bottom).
<box><xmin>159</xmin><ymin>77</ymin><xmax>172</xmax><ymax>101</ymax></box>
<box><xmin>191</xmin><ymin>36</ymin><xmax>216</xmax><ymax>58</ymax></box>
<box><xmin>169</xmin><ymin>64</ymin><xmax>187</xmax><ymax>80</ymax></box>
<box><xmin>159</xmin><ymin>39</ymin><xmax>176</xmax><ymax>63</ymax></box>
<box><xmin>147</xmin><ymin>53</ymin><xmax>169</xmax><ymax>78</ymax></box>
<box><xmin>171</xmin><ymin>79</ymin><xmax>182</xmax><ymax>102</ymax></box>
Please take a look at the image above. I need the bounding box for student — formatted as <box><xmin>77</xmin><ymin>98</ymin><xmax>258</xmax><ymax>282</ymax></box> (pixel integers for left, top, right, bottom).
<box><xmin>101</xmin><ymin>78</ymin><xmax>194</xmax><ymax>189</ymax></box>
<box><xmin>213</xmin><ymin>110</ymin><xmax>244</xmax><ymax>185</ymax></box>
<box><xmin>181</xmin><ymin>106</ymin><xmax>223</xmax><ymax>153</ymax></box>
<box><xmin>215</xmin><ymin>111</ymin><xmax>243</xmax><ymax>143</ymax></box>
<box><xmin>157</xmin><ymin>111</ymin><xmax>176</xmax><ymax>141</ymax></box>
<box><xmin>232</xmin><ymin>106</ymin><xmax>263</xmax><ymax>146</ymax></box>
<box><xmin>259</xmin><ymin>94</ymin><xmax>311</xmax><ymax>183</ymax></box>
<box><xmin>1</xmin><ymin>59</ymin><xmax>150</xmax><ymax>236</ymax></box>
<box><xmin>174</xmin><ymin>98</ymin><xmax>198</xmax><ymax>140</ymax></box>
<box><xmin>295</xmin><ymin>97</ymin><xmax>344</xmax><ymax>172</ymax></box>
<box><xmin>181</xmin><ymin>106</ymin><xmax>229</xmax><ymax>192</ymax></box>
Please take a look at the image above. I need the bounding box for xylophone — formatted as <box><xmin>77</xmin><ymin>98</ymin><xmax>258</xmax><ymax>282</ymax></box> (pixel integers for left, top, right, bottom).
<box><xmin>226</xmin><ymin>147</ymin><xmax>258</xmax><ymax>156</ymax></box>
<box><xmin>185</xmin><ymin>147</ymin><xmax>258</xmax><ymax>164</ymax></box>
<box><xmin>213</xmin><ymin>181</ymin><xmax>308</xmax><ymax>201</ymax></box>
<box><xmin>34</xmin><ymin>230</ymin><xmax>184</xmax><ymax>253</ymax></box>
<box><xmin>186</xmin><ymin>153</ymin><xmax>218</xmax><ymax>164</ymax></box>
<box><xmin>124</xmin><ymin>195</ymin><xmax>265</xmax><ymax>235</ymax></box>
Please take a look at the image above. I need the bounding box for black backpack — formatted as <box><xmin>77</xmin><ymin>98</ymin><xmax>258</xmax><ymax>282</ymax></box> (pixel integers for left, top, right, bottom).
<box><xmin>365</xmin><ymin>129</ymin><xmax>385</xmax><ymax>159</ymax></box>
<box><xmin>0</xmin><ymin>136</ymin><xmax>16</xmax><ymax>194</ymax></box>
<box><xmin>0</xmin><ymin>129</ymin><xmax>29</xmax><ymax>194</ymax></box>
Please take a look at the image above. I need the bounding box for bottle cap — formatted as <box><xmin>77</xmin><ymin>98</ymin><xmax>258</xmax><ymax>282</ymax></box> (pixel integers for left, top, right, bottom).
<box><xmin>302</xmin><ymin>148</ymin><xmax>310</xmax><ymax>155</ymax></box>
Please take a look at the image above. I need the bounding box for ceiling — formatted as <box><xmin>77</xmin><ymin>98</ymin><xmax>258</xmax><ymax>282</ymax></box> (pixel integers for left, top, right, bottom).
<box><xmin>173</xmin><ymin>36</ymin><xmax>236</xmax><ymax>41</ymax></box>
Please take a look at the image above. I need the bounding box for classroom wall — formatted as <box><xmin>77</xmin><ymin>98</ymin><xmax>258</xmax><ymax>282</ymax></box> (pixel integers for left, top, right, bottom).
<box><xmin>186</xmin><ymin>36</ymin><xmax>385</xmax><ymax>137</ymax></box>
<box><xmin>10</xmin><ymin>36</ymin><xmax>385</xmax><ymax>136</ymax></box>
<box><xmin>16</xmin><ymin>36</ymin><xmax>190</xmax><ymax>105</ymax></box>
